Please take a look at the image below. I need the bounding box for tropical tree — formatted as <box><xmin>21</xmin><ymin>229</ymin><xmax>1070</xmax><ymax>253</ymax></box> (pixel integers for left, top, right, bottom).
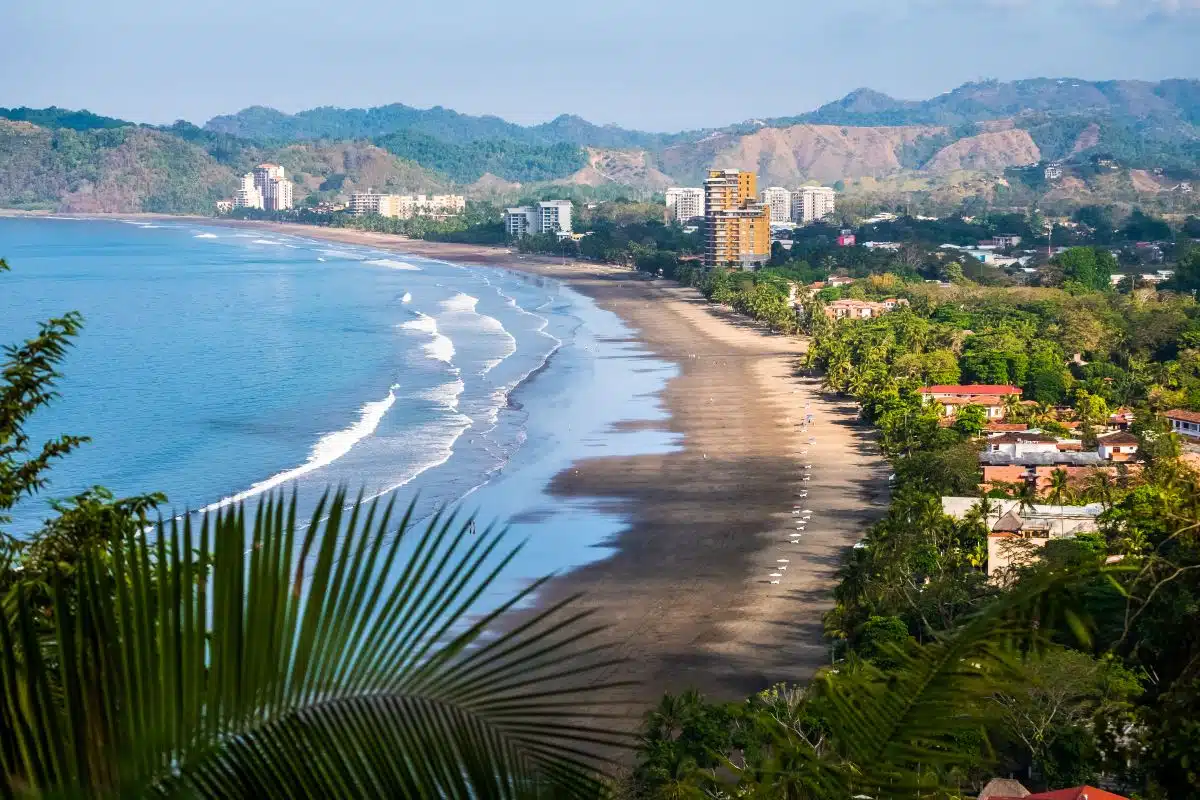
<box><xmin>0</xmin><ymin>494</ymin><xmax>628</xmax><ymax>797</ymax></box>
<box><xmin>1047</xmin><ymin>468</ymin><xmax>1073</xmax><ymax>506</ymax></box>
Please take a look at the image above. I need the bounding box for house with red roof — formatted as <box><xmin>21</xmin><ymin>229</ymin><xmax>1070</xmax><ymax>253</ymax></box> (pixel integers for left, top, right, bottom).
<box><xmin>990</xmin><ymin>786</ymin><xmax>1128</xmax><ymax>800</ymax></box>
<box><xmin>919</xmin><ymin>385</ymin><xmax>1022</xmax><ymax>420</ymax></box>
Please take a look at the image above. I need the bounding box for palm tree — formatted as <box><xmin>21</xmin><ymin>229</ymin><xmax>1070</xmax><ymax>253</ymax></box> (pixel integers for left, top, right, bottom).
<box><xmin>1046</xmin><ymin>468</ymin><xmax>1073</xmax><ymax>506</ymax></box>
<box><xmin>0</xmin><ymin>492</ymin><xmax>628</xmax><ymax>797</ymax></box>
<box><xmin>1001</xmin><ymin>393</ymin><xmax>1023</xmax><ymax>423</ymax></box>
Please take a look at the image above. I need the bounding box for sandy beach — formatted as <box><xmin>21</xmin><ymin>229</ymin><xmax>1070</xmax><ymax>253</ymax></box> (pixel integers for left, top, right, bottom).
<box><xmin>12</xmin><ymin>212</ymin><xmax>890</xmax><ymax>715</ymax></box>
<box><xmin>240</xmin><ymin>222</ymin><xmax>891</xmax><ymax>711</ymax></box>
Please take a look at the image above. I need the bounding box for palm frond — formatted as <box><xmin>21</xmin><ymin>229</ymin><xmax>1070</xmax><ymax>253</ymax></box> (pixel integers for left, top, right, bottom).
<box><xmin>0</xmin><ymin>489</ymin><xmax>630</xmax><ymax>798</ymax></box>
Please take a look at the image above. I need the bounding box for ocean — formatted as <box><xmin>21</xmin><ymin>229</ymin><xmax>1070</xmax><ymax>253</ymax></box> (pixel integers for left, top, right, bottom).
<box><xmin>0</xmin><ymin>216</ymin><xmax>679</xmax><ymax>601</ymax></box>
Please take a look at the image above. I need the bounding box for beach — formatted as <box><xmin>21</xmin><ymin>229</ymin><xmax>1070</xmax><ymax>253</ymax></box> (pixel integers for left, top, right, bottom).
<box><xmin>246</xmin><ymin>222</ymin><xmax>891</xmax><ymax>711</ymax></box>
<box><xmin>3</xmin><ymin>211</ymin><xmax>889</xmax><ymax>715</ymax></box>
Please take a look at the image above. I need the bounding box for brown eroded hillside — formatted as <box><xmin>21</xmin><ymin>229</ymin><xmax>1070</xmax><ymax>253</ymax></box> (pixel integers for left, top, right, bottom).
<box><xmin>923</xmin><ymin>129</ymin><xmax>1041</xmax><ymax>174</ymax></box>
<box><xmin>656</xmin><ymin>123</ymin><xmax>943</xmax><ymax>185</ymax></box>
<box><xmin>563</xmin><ymin>147</ymin><xmax>674</xmax><ymax>190</ymax></box>
<box><xmin>273</xmin><ymin>142</ymin><xmax>449</xmax><ymax>196</ymax></box>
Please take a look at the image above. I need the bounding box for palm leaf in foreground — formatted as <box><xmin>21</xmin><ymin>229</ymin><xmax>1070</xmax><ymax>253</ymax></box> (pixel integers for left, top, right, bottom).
<box><xmin>0</xmin><ymin>490</ymin><xmax>632</xmax><ymax>797</ymax></box>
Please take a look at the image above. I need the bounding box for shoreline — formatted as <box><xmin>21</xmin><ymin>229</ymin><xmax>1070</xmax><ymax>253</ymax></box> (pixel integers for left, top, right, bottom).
<box><xmin>9</xmin><ymin>213</ymin><xmax>891</xmax><ymax>716</ymax></box>
<box><xmin>233</xmin><ymin>220</ymin><xmax>890</xmax><ymax>711</ymax></box>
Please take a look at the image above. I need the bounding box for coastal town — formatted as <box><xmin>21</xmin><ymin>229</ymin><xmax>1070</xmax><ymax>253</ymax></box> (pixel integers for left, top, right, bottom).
<box><xmin>3</xmin><ymin>6</ymin><xmax>1200</xmax><ymax>789</ymax></box>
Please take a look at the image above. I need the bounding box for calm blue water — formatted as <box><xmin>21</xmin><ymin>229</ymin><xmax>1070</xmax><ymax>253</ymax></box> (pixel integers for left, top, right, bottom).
<box><xmin>0</xmin><ymin>217</ymin><xmax>679</xmax><ymax>600</ymax></box>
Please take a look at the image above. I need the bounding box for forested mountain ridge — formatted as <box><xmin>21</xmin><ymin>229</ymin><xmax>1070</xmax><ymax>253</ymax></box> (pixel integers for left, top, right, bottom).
<box><xmin>2</xmin><ymin>78</ymin><xmax>1199</xmax><ymax>212</ymax></box>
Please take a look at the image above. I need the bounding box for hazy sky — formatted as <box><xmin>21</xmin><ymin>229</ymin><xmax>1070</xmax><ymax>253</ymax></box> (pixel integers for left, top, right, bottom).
<box><xmin>4</xmin><ymin>0</ymin><xmax>1199</xmax><ymax>131</ymax></box>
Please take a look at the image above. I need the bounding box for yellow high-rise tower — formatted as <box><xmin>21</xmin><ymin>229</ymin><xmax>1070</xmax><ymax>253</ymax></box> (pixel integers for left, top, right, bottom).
<box><xmin>703</xmin><ymin>169</ymin><xmax>770</xmax><ymax>269</ymax></box>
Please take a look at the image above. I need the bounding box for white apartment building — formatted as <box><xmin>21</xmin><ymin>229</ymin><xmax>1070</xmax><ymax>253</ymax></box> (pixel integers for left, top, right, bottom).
<box><xmin>347</xmin><ymin>192</ymin><xmax>466</xmax><ymax>219</ymax></box>
<box><xmin>504</xmin><ymin>201</ymin><xmax>574</xmax><ymax>237</ymax></box>
<box><xmin>665</xmin><ymin>187</ymin><xmax>704</xmax><ymax>222</ymax></box>
<box><xmin>760</xmin><ymin>187</ymin><xmax>793</xmax><ymax>225</ymax></box>
<box><xmin>790</xmin><ymin>186</ymin><xmax>836</xmax><ymax>224</ymax></box>
<box><xmin>252</xmin><ymin>163</ymin><xmax>293</xmax><ymax>211</ymax></box>
<box><xmin>233</xmin><ymin>172</ymin><xmax>264</xmax><ymax>210</ymax></box>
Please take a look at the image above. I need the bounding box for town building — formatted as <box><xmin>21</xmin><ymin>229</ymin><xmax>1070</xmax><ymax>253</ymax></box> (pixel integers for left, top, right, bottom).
<box><xmin>759</xmin><ymin>186</ymin><xmax>792</xmax><ymax>224</ymax></box>
<box><xmin>836</xmin><ymin>229</ymin><xmax>856</xmax><ymax>247</ymax></box>
<box><xmin>703</xmin><ymin>169</ymin><xmax>770</xmax><ymax>270</ymax></box>
<box><xmin>789</xmin><ymin>186</ymin><xmax>836</xmax><ymax>223</ymax></box>
<box><xmin>1165</xmin><ymin>409</ymin><xmax>1200</xmax><ymax>440</ymax></box>
<box><xmin>252</xmin><ymin>164</ymin><xmax>293</xmax><ymax>211</ymax></box>
<box><xmin>942</xmin><ymin>497</ymin><xmax>1104</xmax><ymax>580</ymax></box>
<box><xmin>347</xmin><ymin>192</ymin><xmax>465</xmax><ymax>219</ymax></box>
<box><xmin>919</xmin><ymin>385</ymin><xmax>1020</xmax><ymax>419</ymax></box>
<box><xmin>1096</xmin><ymin>431</ymin><xmax>1140</xmax><ymax>461</ymax></box>
<box><xmin>991</xmin><ymin>234</ymin><xmax>1022</xmax><ymax>249</ymax></box>
<box><xmin>504</xmin><ymin>200</ymin><xmax>574</xmax><ymax>237</ymax></box>
<box><xmin>1044</xmin><ymin>165</ymin><xmax>1063</xmax><ymax>180</ymax></box>
<box><xmin>665</xmin><ymin>187</ymin><xmax>704</xmax><ymax>222</ymax></box>
<box><xmin>823</xmin><ymin>297</ymin><xmax>908</xmax><ymax>321</ymax></box>
<box><xmin>214</xmin><ymin>200</ymin><xmax>233</xmax><ymax>214</ymax></box>
<box><xmin>233</xmin><ymin>172</ymin><xmax>264</xmax><ymax>210</ymax></box>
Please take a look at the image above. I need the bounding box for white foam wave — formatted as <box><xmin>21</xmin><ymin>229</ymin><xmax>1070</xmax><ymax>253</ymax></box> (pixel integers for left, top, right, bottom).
<box><xmin>321</xmin><ymin>248</ymin><xmax>367</xmax><ymax>261</ymax></box>
<box><xmin>400</xmin><ymin>313</ymin><xmax>455</xmax><ymax>363</ymax></box>
<box><xmin>194</xmin><ymin>232</ymin><xmax>218</xmax><ymax>239</ymax></box>
<box><xmin>439</xmin><ymin>292</ymin><xmax>518</xmax><ymax>374</ymax></box>
<box><xmin>138</xmin><ymin>225</ymin><xmax>163</xmax><ymax>229</ymax></box>
<box><xmin>234</xmin><ymin>233</ymin><xmax>255</xmax><ymax>238</ymax></box>
<box><xmin>441</xmin><ymin>292</ymin><xmax>479</xmax><ymax>313</ymax></box>
<box><xmin>200</xmin><ymin>385</ymin><xmax>399</xmax><ymax>513</ymax></box>
<box><xmin>422</xmin><ymin>378</ymin><xmax>466</xmax><ymax>411</ymax></box>
<box><xmin>401</xmin><ymin>292</ymin><xmax>413</xmax><ymax>303</ymax></box>
<box><xmin>367</xmin><ymin>258</ymin><xmax>422</xmax><ymax>271</ymax></box>
<box><xmin>252</xmin><ymin>239</ymin><xmax>281</xmax><ymax>245</ymax></box>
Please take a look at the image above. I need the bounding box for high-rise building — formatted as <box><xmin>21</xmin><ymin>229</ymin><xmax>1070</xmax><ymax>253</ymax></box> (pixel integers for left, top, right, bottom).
<box><xmin>790</xmin><ymin>186</ymin><xmax>836</xmax><ymax>224</ymax></box>
<box><xmin>233</xmin><ymin>172</ymin><xmax>264</xmax><ymax>210</ymax></box>
<box><xmin>252</xmin><ymin>163</ymin><xmax>294</xmax><ymax>211</ymax></box>
<box><xmin>665</xmin><ymin>187</ymin><xmax>704</xmax><ymax>222</ymax></box>
<box><xmin>704</xmin><ymin>169</ymin><xmax>770</xmax><ymax>270</ymax></box>
<box><xmin>760</xmin><ymin>187</ymin><xmax>792</xmax><ymax>224</ymax></box>
<box><xmin>504</xmin><ymin>201</ymin><xmax>573</xmax><ymax>237</ymax></box>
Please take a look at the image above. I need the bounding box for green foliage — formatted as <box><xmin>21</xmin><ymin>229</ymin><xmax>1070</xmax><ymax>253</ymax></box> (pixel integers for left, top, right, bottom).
<box><xmin>0</xmin><ymin>492</ymin><xmax>624</xmax><ymax>797</ymax></box>
<box><xmin>0</xmin><ymin>257</ymin><xmax>88</xmax><ymax>531</ymax></box>
<box><xmin>0</xmin><ymin>106</ymin><xmax>132</xmax><ymax>131</ymax></box>
<box><xmin>952</xmin><ymin>403</ymin><xmax>988</xmax><ymax>437</ymax></box>
<box><xmin>1052</xmin><ymin>246</ymin><xmax>1116</xmax><ymax>291</ymax></box>
<box><xmin>375</xmin><ymin>130</ymin><xmax>587</xmax><ymax>183</ymax></box>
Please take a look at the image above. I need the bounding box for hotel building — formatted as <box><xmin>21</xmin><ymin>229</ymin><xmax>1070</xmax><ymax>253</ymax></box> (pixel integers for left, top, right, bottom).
<box><xmin>232</xmin><ymin>172</ymin><xmax>264</xmax><ymax>210</ymax></box>
<box><xmin>665</xmin><ymin>187</ymin><xmax>705</xmax><ymax>222</ymax></box>
<box><xmin>252</xmin><ymin>163</ymin><xmax>294</xmax><ymax>211</ymax></box>
<box><xmin>347</xmin><ymin>192</ymin><xmax>466</xmax><ymax>220</ymax></box>
<box><xmin>790</xmin><ymin>186</ymin><xmax>836</xmax><ymax>224</ymax></box>
<box><xmin>759</xmin><ymin>187</ymin><xmax>793</xmax><ymax>224</ymax></box>
<box><xmin>704</xmin><ymin>169</ymin><xmax>770</xmax><ymax>269</ymax></box>
<box><xmin>504</xmin><ymin>200</ymin><xmax>573</xmax><ymax>237</ymax></box>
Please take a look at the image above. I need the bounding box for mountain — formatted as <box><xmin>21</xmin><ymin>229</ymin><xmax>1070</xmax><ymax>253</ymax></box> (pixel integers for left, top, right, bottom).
<box><xmin>204</xmin><ymin>104</ymin><xmax>675</xmax><ymax>149</ymax></box>
<box><xmin>2</xmin><ymin>78</ymin><xmax>1199</xmax><ymax>213</ymax></box>
<box><xmin>0</xmin><ymin>119</ymin><xmax>447</xmax><ymax>213</ymax></box>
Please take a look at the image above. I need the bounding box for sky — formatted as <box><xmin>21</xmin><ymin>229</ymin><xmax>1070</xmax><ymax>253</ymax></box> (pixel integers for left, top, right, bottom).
<box><xmin>3</xmin><ymin>0</ymin><xmax>1199</xmax><ymax>132</ymax></box>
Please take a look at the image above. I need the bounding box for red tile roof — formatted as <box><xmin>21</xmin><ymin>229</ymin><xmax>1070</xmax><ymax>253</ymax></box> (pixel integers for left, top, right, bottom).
<box><xmin>995</xmin><ymin>787</ymin><xmax>1129</xmax><ymax>800</ymax></box>
<box><xmin>1166</xmin><ymin>409</ymin><xmax>1200</xmax><ymax>424</ymax></box>
<box><xmin>1098</xmin><ymin>431</ymin><xmax>1139</xmax><ymax>445</ymax></box>
<box><xmin>920</xmin><ymin>385</ymin><xmax>1021</xmax><ymax>396</ymax></box>
<box><xmin>987</xmin><ymin>423</ymin><xmax>1030</xmax><ymax>431</ymax></box>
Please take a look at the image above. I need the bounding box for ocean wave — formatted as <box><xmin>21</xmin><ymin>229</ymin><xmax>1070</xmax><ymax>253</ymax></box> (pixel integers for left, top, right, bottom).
<box><xmin>421</xmin><ymin>378</ymin><xmax>466</xmax><ymax>411</ymax></box>
<box><xmin>400</xmin><ymin>312</ymin><xmax>455</xmax><ymax>363</ymax></box>
<box><xmin>367</xmin><ymin>258</ymin><xmax>422</xmax><ymax>271</ymax></box>
<box><xmin>360</xmin><ymin>410</ymin><xmax>474</xmax><ymax>506</ymax></box>
<box><xmin>320</xmin><ymin>248</ymin><xmax>367</xmax><ymax>261</ymax></box>
<box><xmin>200</xmin><ymin>384</ymin><xmax>399</xmax><ymax>513</ymax></box>
<box><xmin>252</xmin><ymin>239</ymin><xmax>281</xmax><ymax>245</ymax></box>
<box><xmin>138</xmin><ymin>224</ymin><xmax>163</xmax><ymax>229</ymax></box>
<box><xmin>193</xmin><ymin>232</ymin><xmax>218</xmax><ymax>239</ymax></box>
<box><xmin>441</xmin><ymin>292</ymin><xmax>518</xmax><ymax>374</ymax></box>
